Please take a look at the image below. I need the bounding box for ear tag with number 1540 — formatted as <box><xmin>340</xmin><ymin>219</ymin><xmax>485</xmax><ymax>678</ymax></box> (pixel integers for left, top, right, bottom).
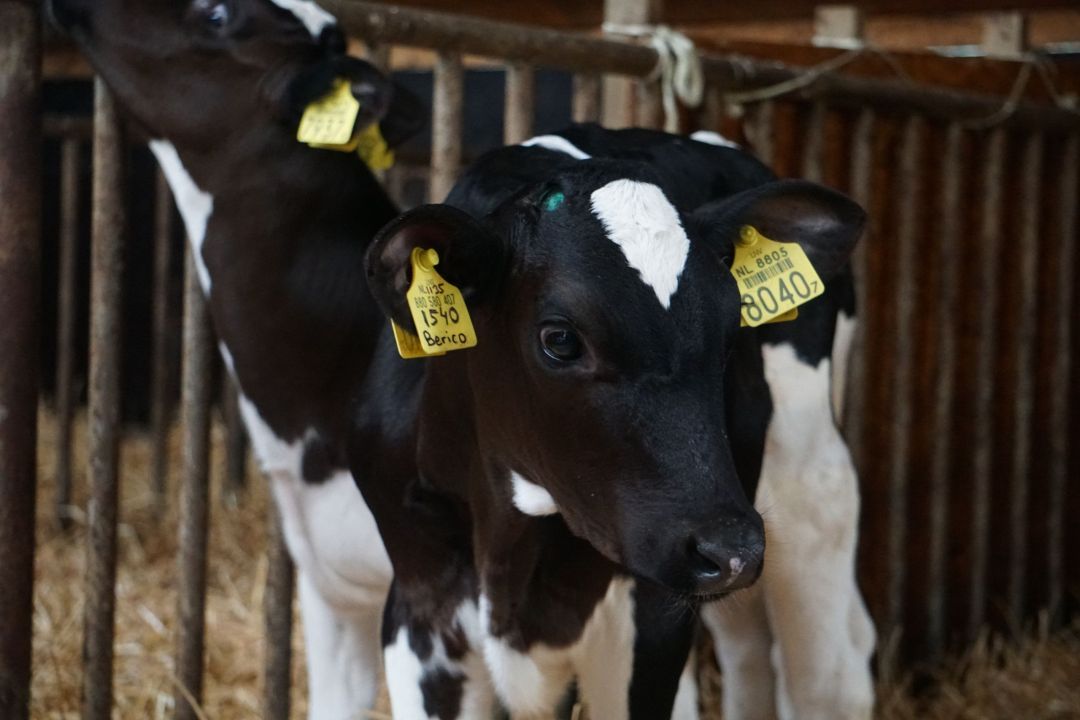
<box><xmin>392</xmin><ymin>247</ymin><xmax>478</xmax><ymax>359</ymax></box>
<box><xmin>730</xmin><ymin>225</ymin><xmax>824</xmax><ymax>328</ymax></box>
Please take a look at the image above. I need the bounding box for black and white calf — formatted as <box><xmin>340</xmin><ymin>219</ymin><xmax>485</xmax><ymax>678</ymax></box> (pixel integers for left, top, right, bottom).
<box><xmin>50</xmin><ymin>0</ymin><xmax>423</xmax><ymax>717</ymax></box>
<box><xmin>357</xmin><ymin>125</ymin><xmax>873</xmax><ymax>719</ymax></box>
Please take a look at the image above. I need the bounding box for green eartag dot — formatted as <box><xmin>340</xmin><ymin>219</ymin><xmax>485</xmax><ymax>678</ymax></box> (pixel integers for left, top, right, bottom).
<box><xmin>542</xmin><ymin>191</ymin><xmax>566</xmax><ymax>212</ymax></box>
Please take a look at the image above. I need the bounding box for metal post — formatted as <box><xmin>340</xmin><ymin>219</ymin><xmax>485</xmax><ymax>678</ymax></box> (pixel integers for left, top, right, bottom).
<box><xmin>175</xmin><ymin>247</ymin><xmax>213</xmax><ymax>720</ymax></box>
<box><xmin>926</xmin><ymin>122</ymin><xmax>963</xmax><ymax>657</ymax></box>
<box><xmin>222</xmin><ymin>377</ymin><xmax>247</xmax><ymax>502</ymax></box>
<box><xmin>746</xmin><ymin>102</ymin><xmax>776</xmax><ymax>168</ymax></box>
<box><xmin>572</xmin><ymin>74</ymin><xmax>601</xmax><ymax>124</ymax></box>
<box><xmin>1047</xmin><ymin>134</ymin><xmax>1078</xmax><ymax>625</ymax></box>
<box><xmin>504</xmin><ymin>62</ymin><xmax>535</xmax><ymax>145</ymax></box>
<box><xmin>430</xmin><ymin>52</ymin><xmax>463</xmax><ymax>203</ymax></box>
<box><xmin>886</xmin><ymin>115</ymin><xmax>924</xmax><ymax>636</ymax></box>
<box><xmin>1007</xmin><ymin>132</ymin><xmax>1042</xmax><ymax>629</ymax></box>
<box><xmin>83</xmin><ymin>78</ymin><xmax>125</xmax><ymax>720</ymax></box>
<box><xmin>151</xmin><ymin>169</ymin><xmax>173</xmax><ymax>512</ymax></box>
<box><xmin>263</xmin><ymin>506</ymin><xmax>295</xmax><ymax>720</ymax></box>
<box><xmin>969</xmin><ymin>128</ymin><xmax>1006</xmax><ymax>642</ymax></box>
<box><xmin>0</xmin><ymin>3</ymin><xmax>41</xmax><ymax>718</ymax></box>
<box><xmin>801</xmin><ymin>102</ymin><xmax>826</xmax><ymax>183</ymax></box>
<box><xmin>55</xmin><ymin>137</ymin><xmax>80</xmax><ymax>529</ymax></box>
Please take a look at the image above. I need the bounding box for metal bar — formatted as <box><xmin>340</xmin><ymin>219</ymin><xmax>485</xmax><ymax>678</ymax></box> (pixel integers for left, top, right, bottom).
<box><xmin>364</xmin><ymin>41</ymin><xmax>391</xmax><ymax>73</ymax></box>
<box><xmin>572</xmin><ymin>73</ymin><xmax>601</xmax><ymax>124</ymax></box>
<box><xmin>635</xmin><ymin>78</ymin><xmax>663</xmax><ymax>130</ymax></box>
<box><xmin>325</xmin><ymin>0</ymin><xmax>1080</xmax><ymax>132</ymax></box>
<box><xmin>151</xmin><ymin>169</ymin><xmax>173</xmax><ymax>513</ymax></box>
<box><xmin>0</xmin><ymin>3</ymin><xmax>41</xmax><ymax>717</ymax></box>
<box><xmin>504</xmin><ymin>62</ymin><xmax>535</xmax><ymax>145</ymax></box>
<box><xmin>263</xmin><ymin>506</ymin><xmax>295</xmax><ymax>720</ymax></box>
<box><xmin>702</xmin><ymin>84</ymin><xmax>723</xmax><ymax>134</ymax></box>
<box><xmin>1048</xmin><ymin>134</ymin><xmax>1079</xmax><ymax>625</ymax></box>
<box><xmin>886</xmin><ymin>115</ymin><xmax>924</xmax><ymax>635</ymax></box>
<box><xmin>83</xmin><ymin>78</ymin><xmax>125</xmax><ymax>720</ymax></box>
<box><xmin>222</xmin><ymin>376</ymin><xmax>247</xmax><ymax>502</ymax></box>
<box><xmin>43</xmin><ymin>114</ymin><xmax>93</xmax><ymax>138</ymax></box>
<box><xmin>430</xmin><ymin>52</ymin><xmax>463</xmax><ymax>203</ymax></box>
<box><xmin>1007</xmin><ymin>132</ymin><xmax>1042</xmax><ymax>629</ymax></box>
<box><xmin>842</xmin><ymin>110</ymin><xmax>874</xmax><ymax>467</ymax></box>
<box><xmin>174</xmin><ymin>247</ymin><xmax>214</xmax><ymax>720</ymax></box>
<box><xmin>926</xmin><ymin>122</ymin><xmax>963</xmax><ymax>657</ymax></box>
<box><xmin>801</xmin><ymin>102</ymin><xmax>826</xmax><ymax>183</ymax></box>
<box><xmin>55</xmin><ymin>137</ymin><xmax>80</xmax><ymax>530</ymax></box>
<box><xmin>747</xmin><ymin>102</ymin><xmax>776</xmax><ymax>168</ymax></box>
<box><xmin>969</xmin><ymin>128</ymin><xmax>1006</xmax><ymax>641</ymax></box>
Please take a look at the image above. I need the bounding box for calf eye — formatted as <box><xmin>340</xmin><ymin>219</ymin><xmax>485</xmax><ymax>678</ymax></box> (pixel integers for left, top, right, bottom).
<box><xmin>539</xmin><ymin>324</ymin><xmax>583</xmax><ymax>364</ymax></box>
<box><xmin>192</xmin><ymin>0</ymin><xmax>231</xmax><ymax>28</ymax></box>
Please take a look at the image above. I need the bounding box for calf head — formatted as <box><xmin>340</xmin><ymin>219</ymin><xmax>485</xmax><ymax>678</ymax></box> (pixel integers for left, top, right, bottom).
<box><xmin>368</xmin><ymin>161</ymin><xmax>864</xmax><ymax>598</ymax></box>
<box><xmin>49</xmin><ymin>0</ymin><xmax>421</xmax><ymax>152</ymax></box>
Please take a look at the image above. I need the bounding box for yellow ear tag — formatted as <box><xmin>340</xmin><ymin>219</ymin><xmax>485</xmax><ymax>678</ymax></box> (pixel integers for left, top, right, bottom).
<box><xmin>355</xmin><ymin>122</ymin><xmax>395</xmax><ymax>171</ymax></box>
<box><xmin>731</xmin><ymin>225</ymin><xmax>824</xmax><ymax>328</ymax></box>
<box><xmin>297</xmin><ymin>79</ymin><xmax>360</xmax><ymax>147</ymax></box>
<box><xmin>396</xmin><ymin>247</ymin><xmax>478</xmax><ymax>357</ymax></box>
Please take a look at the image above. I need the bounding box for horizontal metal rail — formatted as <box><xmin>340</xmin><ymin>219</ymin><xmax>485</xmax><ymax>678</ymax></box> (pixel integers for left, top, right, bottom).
<box><xmin>326</xmin><ymin>0</ymin><xmax>1080</xmax><ymax>132</ymax></box>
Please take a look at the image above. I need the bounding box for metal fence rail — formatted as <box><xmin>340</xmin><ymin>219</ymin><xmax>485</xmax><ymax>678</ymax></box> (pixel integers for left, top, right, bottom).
<box><xmin>1</xmin><ymin>1</ymin><xmax>1078</xmax><ymax>716</ymax></box>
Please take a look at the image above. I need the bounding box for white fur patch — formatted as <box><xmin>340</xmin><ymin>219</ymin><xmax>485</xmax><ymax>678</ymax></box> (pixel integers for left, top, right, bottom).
<box><xmin>149</xmin><ymin>140</ymin><xmax>214</xmax><ymax>293</ymax></box>
<box><xmin>831</xmin><ymin>311</ymin><xmax>857</xmax><ymax>421</ymax></box>
<box><xmin>521</xmin><ymin>134</ymin><xmax>591</xmax><ymax>160</ymax></box>
<box><xmin>690</xmin><ymin>130</ymin><xmax>740</xmax><ymax>149</ymax></box>
<box><xmin>511</xmin><ymin>472</ymin><xmax>558</xmax><ymax>516</ymax></box>
<box><xmin>590</xmin><ymin>180</ymin><xmax>690</xmax><ymax>309</ymax></box>
<box><xmin>267</xmin><ymin>0</ymin><xmax>336</xmax><ymax>38</ymax></box>
<box><xmin>384</xmin><ymin>626</ymin><xmax>431</xmax><ymax>720</ymax></box>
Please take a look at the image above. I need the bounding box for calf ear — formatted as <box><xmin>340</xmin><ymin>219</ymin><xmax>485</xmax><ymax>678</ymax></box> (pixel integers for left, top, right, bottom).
<box><xmin>366</xmin><ymin>205</ymin><xmax>507</xmax><ymax>329</ymax></box>
<box><xmin>692</xmin><ymin>180</ymin><xmax>865</xmax><ymax>282</ymax></box>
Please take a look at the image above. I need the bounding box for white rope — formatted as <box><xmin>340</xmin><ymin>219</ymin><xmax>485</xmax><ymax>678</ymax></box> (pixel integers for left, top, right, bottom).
<box><xmin>603</xmin><ymin>23</ymin><xmax>703</xmax><ymax>132</ymax></box>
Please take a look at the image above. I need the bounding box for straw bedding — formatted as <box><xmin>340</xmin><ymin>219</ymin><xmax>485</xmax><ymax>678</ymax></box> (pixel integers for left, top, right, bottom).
<box><xmin>31</xmin><ymin>411</ymin><xmax>1080</xmax><ymax>718</ymax></box>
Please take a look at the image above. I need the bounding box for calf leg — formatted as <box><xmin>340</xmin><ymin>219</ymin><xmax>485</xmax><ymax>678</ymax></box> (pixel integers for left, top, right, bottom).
<box><xmin>298</xmin><ymin>573</ymin><xmax>382</xmax><ymax>720</ymax></box>
<box><xmin>756</xmin><ymin>342</ymin><xmax>875</xmax><ymax>720</ymax></box>
<box><xmin>701</xmin><ymin>584</ymin><xmax>778</xmax><ymax>720</ymax></box>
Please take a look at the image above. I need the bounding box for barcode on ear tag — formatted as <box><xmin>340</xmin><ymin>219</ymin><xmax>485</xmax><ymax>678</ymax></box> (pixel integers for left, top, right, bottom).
<box><xmin>730</xmin><ymin>226</ymin><xmax>824</xmax><ymax>328</ymax></box>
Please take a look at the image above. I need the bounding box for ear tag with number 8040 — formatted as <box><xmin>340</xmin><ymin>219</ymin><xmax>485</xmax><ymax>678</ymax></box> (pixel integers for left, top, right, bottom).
<box><xmin>391</xmin><ymin>247</ymin><xmax>478</xmax><ymax>359</ymax></box>
<box><xmin>730</xmin><ymin>225</ymin><xmax>824</xmax><ymax>327</ymax></box>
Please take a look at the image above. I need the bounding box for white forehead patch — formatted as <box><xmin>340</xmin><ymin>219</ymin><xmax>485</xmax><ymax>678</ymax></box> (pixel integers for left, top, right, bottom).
<box><xmin>267</xmin><ymin>0</ymin><xmax>336</xmax><ymax>38</ymax></box>
<box><xmin>521</xmin><ymin>134</ymin><xmax>591</xmax><ymax>160</ymax></box>
<box><xmin>590</xmin><ymin>180</ymin><xmax>690</xmax><ymax>309</ymax></box>
<box><xmin>690</xmin><ymin>130</ymin><xmax>740</xmax><ymax>149</ymax></box>
<box><xmin>510</xmin><ymin>472</ymin><xmax>558</xmax><ymax>516</ymax></box>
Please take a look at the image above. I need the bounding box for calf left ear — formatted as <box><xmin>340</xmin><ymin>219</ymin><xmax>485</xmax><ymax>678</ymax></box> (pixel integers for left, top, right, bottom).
<box><xmin>692</xmin><ymin>180</ymin><xmax>866</xmax><ymax>282</ymax></box>
<box><xmin>366</xmin><ymin>205</ymin><xmax>507</xmax><ymax>330</ymax></box>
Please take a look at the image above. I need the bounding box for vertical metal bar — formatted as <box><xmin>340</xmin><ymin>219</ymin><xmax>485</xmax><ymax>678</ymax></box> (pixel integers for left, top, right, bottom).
<box><xmin>969</xmin><ymin>128</ymin><xmax>1006</xmax><ymax>641</ymax></box>
<box><xmin>702</xmin><ymin>84</ymin><xmax>723</xmax><ymax>133</ymax></box>
<box><xmin>365</xmin><ymin>42</ymin><xmax>391</xmax><ymax>73</ymax></box>
<box><xmin>504</xmin><ymin>62</ymin><xmax>535</xmax><ymax>145</ymax></box>
<box><xmin>222</xmin><ymin>376</ymin><xmax>247</xmax><ymax>502</ymax></box>
<box><xmin>151</xmin><ymin>169</ymin><xmax>173</xmax><ymax>513</ymax></box>
<box><xmin>926</xmin><ymin>123</ymin><xmax>963</xmax><ymax>657</ymax></box>
<box><xmin>748</xmin><ymin>102</ymin><xmax>775</xmax><ymax>168</ymax></box>
<box><xmin>801</xmin><ymin>102</ymin><xmax>826</xmax><ymax>183</ymax></box>
<box><xmin>175</xmin><ymin>247</ymin><xmax>213</xmax><ymax>720</ymax></box>
<box><xmin>83</xmin><ymin>78</ymin><xmax>125</xmax><ymax>720</ymax></box>
<box><xmin>0</xmin><ymin>3</ymin><xmax>41</xmax><ymax>718</ymax></box>
<box><xmin>842</xmin><ymin>110</ymin><xmax>874</xmax><ymax>464</ymax></box>
<box><xmin>263</xmin><ymin>507</ymin><xmax>295</xmax><ymax>720</ymax></box>
<box><xmin>55</xmin><ymin>137</ymin><xmax>80</xmax><ymax>529</ymax></box>
<box><xmin>634</xmin><ymin>78</ymin><xmax>663</xmax><ymax>130</ymax></box>
<box><xmin>430</xmin><ymin>52</ymin><xmax>463</xmax><ymax>203</ymax></box>
<box><xmin>1048</xmin><ymin>134</ymin><xmax>1078</xmax><ymax>625</ymax></box>
<box><xmin>572</xmin><ymin>73</ymin><xmax>601</xmax><ymax>124</ymax></box>
<box><xmin>1007</xmin><ymin>132</ymin><xmax>1042</xmax><ymax>629</ymax></box>
<box><xmin>886</xmin><ymin>115</ymin><xmax>924</xmax><ymax>635</ymax></box>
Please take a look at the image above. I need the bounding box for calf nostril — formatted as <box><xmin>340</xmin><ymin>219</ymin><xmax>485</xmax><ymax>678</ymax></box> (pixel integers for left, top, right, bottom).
<box><xmin>687</xmin><ymin>535</ymin><xmax>762</xmax><ymax>593</ymax></box>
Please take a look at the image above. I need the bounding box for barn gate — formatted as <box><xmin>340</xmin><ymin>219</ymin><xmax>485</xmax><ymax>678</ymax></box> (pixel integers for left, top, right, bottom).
<box><xmin>1</xmin><ymin>0</ymin><xmax>1078</xmax><ymax>717</ymax></box>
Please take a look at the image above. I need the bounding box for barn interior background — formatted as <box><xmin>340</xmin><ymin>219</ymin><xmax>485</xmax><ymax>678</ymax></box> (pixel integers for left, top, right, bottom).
<box><xmin>1</xmin><ymin>0</ymin><xmax>1079</xmax><ymax>717</ymax></box>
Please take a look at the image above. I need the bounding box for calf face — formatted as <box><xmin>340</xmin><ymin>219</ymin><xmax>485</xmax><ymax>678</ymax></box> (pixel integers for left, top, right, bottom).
<box><xmin>368</xmin><ymin>160</ymin><xmax>864</xmax><ymax>598</ymax></box>
<box><xmin>49</xmin><ymin>0</ymin><xmax>419</xmax><ymax>150</ymax></box>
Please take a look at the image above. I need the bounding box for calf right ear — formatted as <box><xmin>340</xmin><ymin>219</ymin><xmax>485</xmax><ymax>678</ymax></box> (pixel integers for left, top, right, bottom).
<box><xmin>366</xmin><ymin>205</ymin><xmax>507</xmax><ymax>330</ymax></box>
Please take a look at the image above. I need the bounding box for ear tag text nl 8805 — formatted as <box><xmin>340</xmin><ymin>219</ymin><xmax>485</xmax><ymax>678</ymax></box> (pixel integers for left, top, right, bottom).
<box><xmin>297</xmin><ymin>79</ymin><xmax>360</xmax><ymax>147</ymax></box>
<box><xmin>393</xmin><ymin>247</ymin><xmax>478</xmax><ymax>359</ymax></box>
<box><xmin>731</xmin><ymin>225</ymin><xmax>824</xmax><ymax>328</ymax></box>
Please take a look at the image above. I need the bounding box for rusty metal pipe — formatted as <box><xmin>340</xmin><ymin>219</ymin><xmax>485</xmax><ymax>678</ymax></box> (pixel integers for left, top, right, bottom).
<box><xmin>55</xmin><ymin>137</ymin><xmax>80</xmax><ymax>530</ymax></box>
